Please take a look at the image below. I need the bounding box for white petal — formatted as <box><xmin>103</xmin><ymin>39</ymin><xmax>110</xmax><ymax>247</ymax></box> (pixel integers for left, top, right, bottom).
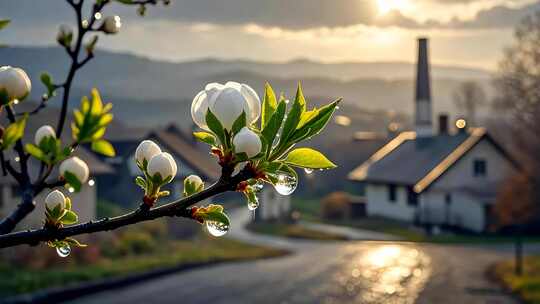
<box><xmin>240</xmin><ymin>84</ymin><xmax>261</xmax><ymax>124</ymax></box>
<box><xmin>210</xmin><ymin>88</ymin><xmax>244</xmax><ymax>130</ymax></box>
<box><xmin>233</xmin><ymin>127</ymin><xmax>262</xmax><ymax>158</ymax></box>
<box><xmin>191</xmin><ymin>90</ymin><xmax>210</xmax><ymax>130</ymax></box>
<box><xmin>135</xmin><ymin>140</ymin><xmax>161</xmax><ymax>164</ymax></box>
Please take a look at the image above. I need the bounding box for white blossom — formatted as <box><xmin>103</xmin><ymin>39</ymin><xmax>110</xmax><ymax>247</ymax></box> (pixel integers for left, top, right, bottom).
<box><xmin>233</xmin><ymin>127</ymin><xmax>262</xmax><ymax>158</ymax></box>
<box><xmin>184</xmin><ymin>174</ymin><xmax>204</xmax><ymax>191</ymax></box>
<box><xmin>34</xmin><ymin>125</ymin><xmax>56</xmax><ymax>145</ymax></box>
<box><xmin>147</xmin><ymin>152</ymin><xmax>177</xmax><ymax>181</ymax></box>
<box><xmin>135</xmin><ymin>140</ymin><xmax>161</xmax><ymax>165</ymax></box>
<box><xmin>191</xmin><ymin>82</ymin><xmax>261</xmax><ymax>131</ymax></box>
<box><xmin>45</xmin><ymin>190</ymin><xmax>66</xmax><ymax>210</ymax></box>
<box><xmin>60</xmin><ymin>157</ymin><xmax>90</xmax><ymax>184</ymax></box>
<box><xmin>103</xmin><ymin>15</ymin><xmax>121</xmax><ymax>34</ymax></box>
<box><xmin>0</xmin><ymin>66</ymin><xmax>31</xmax><ymax>101</ymax></box>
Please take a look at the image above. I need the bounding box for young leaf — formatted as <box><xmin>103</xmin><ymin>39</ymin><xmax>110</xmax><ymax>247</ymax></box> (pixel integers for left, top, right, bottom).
<box><xmin>278</xmin><ymin>84</ymin><xmax>305</xmax><ymax>147</ymax></box>
<box><xmin>262</xmin><ymin>100</ymin><xmax>286</xmax><ymax>153</ymax></box>
<box><xmin>1</xmin><ymin>114</ymin><xmax>27</xmax><ymax>150</ymax></box>
<box><xmin>60</xmin><ymin>210</ymin><xmax>78</xmax><ymax>225</ymax></box>
<box><xmin>193</xmin><ymin>132</ymin><xmax>216</xmax><ymax>146</ymax></box>
<box><xmin>25</xmin><ymin>144</ymin><xmax>47</xmax><ymax>162</ymax></box>
<box><xmin>63</xmin><ymin>171</ymin><xmax>82</xmax><ymax>192</ymax></box>
<box><xmin>135</xmin><ymin>176</ymin><xmax>146</xmax><ymax>190</ymax></box>
<box><xmin>40</xmin><ymin>73</ymin><xmax>56</xmax><ymax>98</ymax></box>
<box><xmin>91</xmin><ymin>139</ymin><xmax>116</xmax><ymax>157</ymax></box>
<box><xmin>289</xmin><ymin>98</ymin><xmax>341</xmax><ymax>143</ymax></box>
<box><xmin>205</xmin><ymin>109</ymin><xmax>226</xmax><ymax>146</ymax></box>
<box><xmin>65</xmin><ymin>237</ymin><xmax>87</xmax><ymax>247</ymax></box>
<box><xmin>231</xmin><ymin>111</ymin><xmax>246</xmax><ymax>135</ymax></box>
<box><xmin>285</xmin><ymin>148</ymin><xmax>337</xmax><ymax>169</ymax></box>
<box><xmin>261</xmin><ymin>83</ymin><xmax>277</xmax><ymax>128</ymax></box>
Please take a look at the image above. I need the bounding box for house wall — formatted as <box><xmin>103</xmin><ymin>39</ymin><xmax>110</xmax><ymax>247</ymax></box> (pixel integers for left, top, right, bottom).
<box><xmin>0</xmin><ymin>184</ymin><xmax>97</xmax><ymax>230</ymax></box>
<box><xmin>365</xmin><ymin>184</ymin><xmax>418</xmax><ymax>221</ymax></box>
<box><xmin>257</xmin><ymin>187</ymin><xmax>290</xmax><ymax>221</ymax></box>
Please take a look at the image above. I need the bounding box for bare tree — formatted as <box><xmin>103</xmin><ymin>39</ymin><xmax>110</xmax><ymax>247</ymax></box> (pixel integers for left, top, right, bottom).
<box><xmin>452</xmin><ymin>81</ymin><xmax>486</xmax><ymax>126</ymax></box>
<box><xmin>493</xmin><ymin>12</ymin><xmax>540</xmax><ymax>231</ymax></box>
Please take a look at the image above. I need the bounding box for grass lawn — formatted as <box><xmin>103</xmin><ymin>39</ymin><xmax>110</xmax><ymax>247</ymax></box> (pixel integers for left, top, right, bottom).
<box><xmin>291</xmin><ymin>197</ymin><xmax>540</xmax><ymax>244</ymax></box>
<box><xmin>0</xmin><ymin>237</ymin><xmax>287</xmax><ymax>297</ymax></box>
<box><xmin>246</xmin><ymin>222</ymin><xmax>348</xmax><ymax>241</ymax></box>
<box><xmin>492</xmin><ymin>256</ymin><xmax>540</xmax><ymax>303</ymax></box>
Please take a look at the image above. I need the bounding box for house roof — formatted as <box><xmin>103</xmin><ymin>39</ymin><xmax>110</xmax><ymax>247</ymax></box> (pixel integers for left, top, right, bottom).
<box><xmin>348</xmin><ymin>128</ymin><xmax>518</xmax><ymax>193</ymax></box>
<box><xmin>148</xmin><ymin>129</ymin><xmax>220</xmax><ymax>181</ymax></box>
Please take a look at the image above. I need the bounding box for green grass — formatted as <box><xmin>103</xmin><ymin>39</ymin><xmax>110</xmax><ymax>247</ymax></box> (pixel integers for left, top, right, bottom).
<box><xmin>246</xmin><ymin>222</ymin><xmax>348</xmax><ymax>241</ymax></box>
<box><xmin>0</xmin><ymin>238</ymin><xmax>287</xmax><ymax>297</ymax></box>
<box><xmin>492</xmin><ymin>256</ymin><xmax>540</xmax><ymax>303</ymax></box>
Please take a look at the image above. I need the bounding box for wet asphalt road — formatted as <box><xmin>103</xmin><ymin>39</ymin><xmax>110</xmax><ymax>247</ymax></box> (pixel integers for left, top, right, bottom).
<box><xmin>69</xmin><ymin>210</ymin><xmax>525</xmax><ymax>304</ymax></box>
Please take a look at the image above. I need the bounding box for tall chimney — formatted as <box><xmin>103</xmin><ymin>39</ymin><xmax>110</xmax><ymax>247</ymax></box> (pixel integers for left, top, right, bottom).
<box><xmin>415</xmin><ymin>38</ymin><xmax>433</xmax><ymax>137</ymax></box>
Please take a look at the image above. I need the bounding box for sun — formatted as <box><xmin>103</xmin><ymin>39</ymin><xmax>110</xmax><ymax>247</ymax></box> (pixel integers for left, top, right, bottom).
<box><xmin>376</xmin><ymin>0</ymin><xmax>410</xmax><ymax>15</ymax></box>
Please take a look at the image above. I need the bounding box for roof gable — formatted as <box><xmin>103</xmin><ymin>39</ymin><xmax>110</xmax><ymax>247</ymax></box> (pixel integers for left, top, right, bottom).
<box><xmin>348</xmin><ymin>128</ymin><xmax>517</xmax><ymax>193</ymax></box>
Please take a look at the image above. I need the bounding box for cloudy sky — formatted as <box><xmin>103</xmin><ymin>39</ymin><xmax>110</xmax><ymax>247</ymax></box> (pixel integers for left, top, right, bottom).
<box><xmin>1</xmin><ymin>0</ymin><xmax>538</xmax><ymax>70</ymax></box>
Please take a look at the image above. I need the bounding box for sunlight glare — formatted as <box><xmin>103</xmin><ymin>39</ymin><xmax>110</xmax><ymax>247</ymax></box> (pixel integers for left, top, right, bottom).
<box><xmin>377</xmin><ymin>0</ymin><xmax>410</xmax><ymax>15</ymax></box>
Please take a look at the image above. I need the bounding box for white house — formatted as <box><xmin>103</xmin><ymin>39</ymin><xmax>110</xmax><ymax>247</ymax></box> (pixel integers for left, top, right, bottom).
<box><xmin>348</xmin><ymin>38</ymin><xmax>519</xmax><ymax>232</ymax></box>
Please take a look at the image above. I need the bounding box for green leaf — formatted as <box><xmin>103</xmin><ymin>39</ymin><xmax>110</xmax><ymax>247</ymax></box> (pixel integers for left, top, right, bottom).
<box><xmin>205</xmin><ymin>109</ymin><xmax>226</xmax><ymax>146</ymax></box>
<box><xmin>2</xmin><ymin>114</ymin><xmax>27</xmax><ymax>150</ymax></box>
<box><xmin>60</xmin><ymin>210</ymin><xmax>78</xmax><ymax>225</ymax></box>
<box><xmin>25</xmin><ymin>144</ymin><xmax>47</xmax><ymax>162</ymax></box>
<box><xmin>135</xmin><ymin>176</ymin><xmax>146</xmax><ymax>190</ymax></box>
<box><xmin>278</xmin><ymin>84</ymin><xmax>305</xmax><ymax>147</ymax></box>
<box><xmin>91</xmin><ymin>139</ymin><xmax>116</xmax><ymax>157</ymax></box>
<box><xmin>64</xmin><ymin>171</ymin><xmax>82</xmax><ymax>192</ymax></box>
<box><xmin>261</xmin><ymin>83</ymin><xmax>277</xmax><ymax>128</ymax></box>
<box><xmin>193</xmin><ymin>132</ymin><xmax>216</xmax><ymax>146</ymax></box>
<box><xmin>289</xmin><ymin>99</ymin><xmax>341</xmax><ymax>143</ymax></box>
<box><xmin>65</xmin><ymin>196</ymin><xmax>72</xmax><ymax>211</ymax></box>
<box><xmin>285</xmin><ymin>148</ymin><xmax>336</xmax><ymax>169</ymax></box>
<box><xmin>65</xmin><ymin>237</ymin><xmax>87</xmax><ymax>247</ymax></box>
<box><xmin>231</xmin><ymin>111</ymin><xmax>246</xmax><ymax>135</ymax></box>
<box><xmin>40</xmin><ymin>72</ymin><xmax>55</xmax><ymax>98</ymax></box>
<box><xmin>0</xmin><ymin>20</ymin><xmax>10</xmax><ymax>31</ymax></box>
<box><xmin>261</xmin><ymin>100</ymin><xmax>286</xmax><ymax>153</ymax></box>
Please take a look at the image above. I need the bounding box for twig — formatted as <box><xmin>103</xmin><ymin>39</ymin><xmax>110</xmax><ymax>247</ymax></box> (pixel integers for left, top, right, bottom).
<box><xmin>0</xmin><ymin>169</ymin><xmax>254</xmax><ymax>248</ymax></box>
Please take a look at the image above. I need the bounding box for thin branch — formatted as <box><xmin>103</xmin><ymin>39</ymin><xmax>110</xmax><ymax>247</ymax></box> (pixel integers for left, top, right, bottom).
<box><xmin>0</xmin><ymin>169</ymin><xmax>254</xmax><ymax>248</ymax></box>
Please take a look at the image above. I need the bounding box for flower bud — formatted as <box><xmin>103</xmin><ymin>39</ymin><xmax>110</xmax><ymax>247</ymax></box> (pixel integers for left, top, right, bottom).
<box><xmin>0</xmin><ymin>66</ymin><xmax>31</xmax><ymax>102</ymax></box>
<box><xmin>191</xmin><ymin>82</ymin><xmax>261</xmax><ymax>131</ymax></box>
<box><xmin>147</xmin><ymin>152</ymin><xmax>177</xmax><ymax>181</ymax></box>
<box><xmin>233</xmin><ymin>127</ymin><xmax>262</xmax><ymax>158</ymax></box>
<box><xmin>34</xmin><ymin>125</ymin><xmax>56</xmax><ymax>146</ymax></box>
<box><xmin>184</xmin><ymin>175</ymin><xmax>204</xmax><ymax>196</ymax></box>
<box><xmin>60</xmin><ymin>156</ymin><xmax>90</xmax><ymax>184</ymax></box>
<box><xmin>56</xmin><ymin>25</ymin><xmax>73</xmax><ymax>46</ymax></box>
<box><xmin>102</xmin><ymin>15</ymin><xmax>121</xmax><ymax>34</ymax></box>
<box><xmin>135</xmin><ymin>140</ymin><xmax>161</xmax><ymax>166</ymax></box>
<box><xmin>45</xmin><ymin>190</ymin><xmax>66</xmax><ymax>210</ymax></box>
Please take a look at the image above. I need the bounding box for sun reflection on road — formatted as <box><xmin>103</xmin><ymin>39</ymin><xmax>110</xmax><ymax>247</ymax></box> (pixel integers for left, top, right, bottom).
<box><xmin>312</xmin><ymin>243</ymin><xmax>431</xmax><ymax>304</ymax></box>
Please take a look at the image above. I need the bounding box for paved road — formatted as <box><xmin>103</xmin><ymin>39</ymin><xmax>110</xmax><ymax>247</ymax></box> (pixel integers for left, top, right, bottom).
<box><xmin>70</xmin><ymin>210</ymin><xmax>523</xmax><ymax>304</ymax></box>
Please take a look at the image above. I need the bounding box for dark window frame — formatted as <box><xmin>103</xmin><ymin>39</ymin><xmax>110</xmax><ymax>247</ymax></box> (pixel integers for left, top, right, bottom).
<box><xmin>388</xmin><ymin>184</ymin><xmax>397</xmax><ymax>202</ymax></box>
<box><xmin>407</xmin><ymin>187</ymin><xmax>418</xmax><ymax>206</ymax></box>
<box><xmin>473</xmin><ymin>158</ymin><xmax>487</xmax><ymax>177</ymax></box>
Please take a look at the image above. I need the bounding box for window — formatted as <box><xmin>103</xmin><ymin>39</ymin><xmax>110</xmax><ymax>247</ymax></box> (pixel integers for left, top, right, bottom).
<box><xmin>407</xmin><ymin>187</ymin><xmax>418</xmax><ymax>206</ymax></box>
<box><xmin>473</xmin><ymin>159</ymin><xmax>487</xmax><ymax>177</ymax></box>
<box><xmin>388</xmin><ymin>184</ymin><xmax>397</xmax><ymax>202</ymax></box>
<box><xmin>445</xmin><ymin>194</ymin><xmax>452</xmax><ymax>205</ymax></box>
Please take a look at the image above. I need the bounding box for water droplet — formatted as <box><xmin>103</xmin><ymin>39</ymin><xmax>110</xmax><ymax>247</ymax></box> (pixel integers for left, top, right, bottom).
<box><xmin>247</xmin><ymin>199</ymin><xmax>259</xmax><ymax>211</ymax></box>
<box><xmin>285</xmin><ymin>99</ymin><xmax>290</xmax><ymax>104</ymax></box>
<box><xmin>253</xmin><ymin>180</ymin><xmax>264</xmax><ymax>192</ymax></box>
<box><xmin>304</xmin><ymin>168</ymin><xmax>313</xmax><ymax>174</ymax></box>
<box><xmin>336</xmin><ymin>106</ymin><xmax>340</xmax><ymax>110</ymax></box>
<box><xmin>205</xmin><ymin>221</ymin><xmax>229</xmax><ymax>237</ymax></box>
<box><xmin>56</xmin><ymin>245</ymin><xmax>71</xmax><ymax>257</ymax></box>
<box><xmin>274</xmin><ymin>172</ymin><xmax>298</xmax><ymax>196</ymax></box>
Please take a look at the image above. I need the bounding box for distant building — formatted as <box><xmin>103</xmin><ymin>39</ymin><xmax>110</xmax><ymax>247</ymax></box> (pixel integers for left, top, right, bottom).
<box><xmin>348</xmin><ymin>38</ymin><xmax>519</xmax><ymax>232</ymax></box>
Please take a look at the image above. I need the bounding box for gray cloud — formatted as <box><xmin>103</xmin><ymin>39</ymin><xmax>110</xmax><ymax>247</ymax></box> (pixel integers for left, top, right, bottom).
<box><xmin>0</xmin><ymin>0</ymin><xmax>539</xmax><ymax>31</ymax></box>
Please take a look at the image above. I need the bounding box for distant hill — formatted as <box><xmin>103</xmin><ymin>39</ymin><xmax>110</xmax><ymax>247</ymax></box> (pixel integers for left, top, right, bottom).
<box><xmin>0</xmin><ymin>46</ymin><xmax>494</xmax><ymax>128</ymax></box>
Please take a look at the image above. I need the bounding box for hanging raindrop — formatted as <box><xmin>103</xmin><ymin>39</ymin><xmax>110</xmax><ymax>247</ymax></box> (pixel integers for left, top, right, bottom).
<box><xmin>205</xmin><ymin>220</ymin><xmax>229</xmax><ymax>237</ymax></box>
<box><xmin>253</xmin><ymin>180</ymin><xmax>264</xmax><ymax>192</ymax></box>
<box><xmin>56</xmin><ymin>245</ymin><xmax>71</xmax><ymax>258</ymax></box>
<box><xmin>274</xmin><ymin>172</ymin><xmax>298</xmax><ymax>195</ymax></box>
<box><xmin>304</xmin><ymin>168</ymin><xmax>313</xmax><ymax>174</ymax></box>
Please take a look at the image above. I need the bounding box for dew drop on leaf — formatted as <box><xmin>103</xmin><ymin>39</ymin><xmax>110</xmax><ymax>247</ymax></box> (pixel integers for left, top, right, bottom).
<box><xmin>274</xmin><ymin>172</ymin><xmax>298</xmax><ymax>196</ymax></box>
<box><xmin>205</xmin><ymin>220</ymin><xmax>229</xmax><ymax>237</ymax></box>
<box><xmin>304</xmin><ymin>168</ymin><xmax>313</xmax><ymax>174</ymax></box>
<box><xmin>56</xmin><ymin>245</ymin><xmax>71</xmax><ymax>258</ymax></box>
<box><xmin>253</xmin><ymin>180</ymin><xmax>264</xmax><ymax>193</ymax></box>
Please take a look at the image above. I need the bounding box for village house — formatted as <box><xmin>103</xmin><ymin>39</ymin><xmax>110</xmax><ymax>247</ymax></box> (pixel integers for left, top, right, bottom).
<box><xmin>348</xmin><ymin>38</ymin><xmax>519</xmax><ymax>233</ymax></box>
